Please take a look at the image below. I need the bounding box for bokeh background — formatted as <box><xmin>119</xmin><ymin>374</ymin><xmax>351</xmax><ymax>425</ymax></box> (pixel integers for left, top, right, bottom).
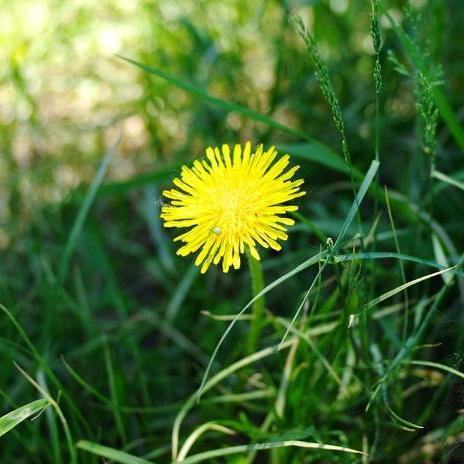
<box><xmin>1</xmin><ymin>0</ymin><xmax>464</xmax><ymax>462</ymax></box>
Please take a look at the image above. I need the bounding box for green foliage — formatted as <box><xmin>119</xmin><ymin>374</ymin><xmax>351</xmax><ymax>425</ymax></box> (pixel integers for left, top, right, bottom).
<box><xmin>415</xmin><ymin>71</ymin><xmax>439</xmax><ymax>157</ymax></box>
<box><xmin>294</xmin><ymin>16</ymin><xmax>351</xmax><ymax>166</ymax></box>
<box><xmin>1</xmin><ymin>0</ymin><xmax>464</xmax><ymax>463</ymax></box>
<box><xmin>370</xmin><ymin>0</ymin><xmax>382</xmax><ymax>163</ymax></box>
<box><xmin>0</xmin><ymin>399</ymin><xmax>50</xmax><ymax>438</ymax></box>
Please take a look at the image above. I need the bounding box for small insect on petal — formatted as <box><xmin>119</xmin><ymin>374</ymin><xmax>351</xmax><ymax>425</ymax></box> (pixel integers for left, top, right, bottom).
<box><xmin>211</xmin><ymin>227</ymin><xmax>222</xmax><ymax>235</ymax></box>
<box><xmin>158</xmin><ymin>196</ymin><xmax>169</xmax><ymax>207</ymax></box>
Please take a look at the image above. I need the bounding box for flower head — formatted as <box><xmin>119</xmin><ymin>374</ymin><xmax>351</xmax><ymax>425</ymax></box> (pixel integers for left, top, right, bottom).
<box><xmin>161</xmin><ymin>142</ymin><xmax>305</xmax><ymax>273</ymax></box>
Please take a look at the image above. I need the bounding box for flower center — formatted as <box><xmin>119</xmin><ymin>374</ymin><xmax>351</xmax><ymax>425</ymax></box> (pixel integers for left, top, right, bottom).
<box><xmin>213</xmin><ymin>185</ymin><xmax>257</xmax><ymax>232</ymax></box>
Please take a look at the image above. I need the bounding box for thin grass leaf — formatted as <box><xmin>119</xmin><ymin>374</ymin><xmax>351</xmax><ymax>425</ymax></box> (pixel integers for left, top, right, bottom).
<box><xmin>166</xmin><ymin>264</ymin><xmax>199</xmax><ymax>323</ymax></box>
<box><xmin>62</xmin><ymin>357</ymin><xmax>112</xmax><ymax>406</ymax></box>
<box><xmin>37</xmin><ymin>371</ymin><xmax>61</xmax><ymax>464</ymax></box>
<box><xmin>275</xmin><ymin>339</ymin><xmax>299</xmax><ymax>418</ymax></box>
<box><xmin>376</xmin><ymin>256</ymin><xmax>464</xmax><ymax>409</ymax></box>
<box><xmin>385</xmin><ymin>186</ymin><xmax>409</xmax><ymax>338</ymax></box>
<box><xmin>277</xmin><ymin>142</ymin><xmax>361</xmax><ymax>177</ymax></box>
<box><xmin>0</xmin><ymin>399</ymin><xmax>50</xmax><ymax>438</ymax></box>
<box><xmin>433</xmin><ymin>88</ymin><xmax>464</xmax><ymax>152</ymax></box>
<box><xmin>432</xmin><ymin>234</ymin><xmax>452</xmax><ymax>285</ymax></box>
<box><xmin>409</xmin><ymin>360</ymin><xmax>464</xmax><ymax>382</ymax></box>
<box><xmin>178</xmin><ymin>422</ymin><xmax>236</xmax><ymax>461</ymax></box>
<box><xmin>382</xmin><ymin>386</ymin><xmax>423</xmax><ymax>431</ymax></box>
<box><xmin>275</xmin><ymin>319</ymin><xmax>344</xmax><ymax>392</ymax></box>
<box><xmin>334</xmin><ymin>251</ymin><xmax>463</xmax><ymax>275</ymax></box>
<box><xmin>363</xmin><ymin>266</ymin><xmax>456</xmax><ymax>314</ymax></box>
<box><xmin>118</xmin><ymin>55</ymin><xmax>310</xmax><ymax>142</ymax></box>
<box><xmin>76</xmin><ymin>440</ymin><xmax>152</xmax><ymax>464</ymax></box>
<box><xmin>59</xmin><ymin>142</ymin><xmax>116</xmax><ymax>282</ymax></box>
<box><xmin>141</xmin><ymin>186</ymin><xmax>175</xmax><ymax>273</ymax></box>
<box><xmin>139</xmin><ymin>310</ymin><xmax>209</xmax><ymax>365</ymax></box>
<box><xmin>179</xmin><ymin>440</ymin><xmax>365</xmax><ymax>464</ymax></box>
<box><xmin>14</xmin><ymin>363</ymin><xmax>77</xmax><ymax>464</ymax></box>
<box><xmin>333</xmin><ymin>160</ymin><xmax>380</xmax><ymax>249</ymax></box>
<box><xmin>103</xmin><ymin>340</ymin><xmax>126</xmax><ymax>443</ymax></box>
<box><xmin>432</xmin><ymin>170</ymin><xmax>464</xmax><ymax>192</ymax></box>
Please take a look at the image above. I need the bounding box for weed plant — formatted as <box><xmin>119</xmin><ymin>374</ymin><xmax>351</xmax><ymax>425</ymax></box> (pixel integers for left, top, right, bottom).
<box><xmin>1</xmin><ymin>0</ymin><xmax>464</xmax><ymax>462</ymax></box>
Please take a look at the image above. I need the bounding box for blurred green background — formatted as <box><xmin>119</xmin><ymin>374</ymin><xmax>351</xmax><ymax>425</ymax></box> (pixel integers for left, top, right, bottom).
<box><xmin>1</xmin><ymin>0</ymin><xmax>464</xmax><ymax>462</ymax></box>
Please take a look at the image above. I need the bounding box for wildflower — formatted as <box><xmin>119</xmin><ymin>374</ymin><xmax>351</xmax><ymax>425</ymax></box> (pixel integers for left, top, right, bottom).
<box><xmin>161</xmin><ymin>142</ymin><xmax>305</xmax><ymax>273</ymax></box>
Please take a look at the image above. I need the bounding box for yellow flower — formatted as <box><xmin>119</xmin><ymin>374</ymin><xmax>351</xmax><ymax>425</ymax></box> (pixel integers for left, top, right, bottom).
<box><xmin>161</xmin><ymin>142</ymin><xmax>306</xmax><ymax>273</ymax></box>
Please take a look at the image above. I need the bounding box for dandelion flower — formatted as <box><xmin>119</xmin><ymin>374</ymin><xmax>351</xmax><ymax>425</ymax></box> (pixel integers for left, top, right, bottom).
<box><xmin>161</xmin><ymin>142</ymin><xmax>306</xmax><ymax>273</ymax></box>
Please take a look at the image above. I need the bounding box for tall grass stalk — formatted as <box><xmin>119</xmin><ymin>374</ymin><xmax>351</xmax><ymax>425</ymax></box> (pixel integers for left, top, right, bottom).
<box><xmin>370</xmin><ymin>0</ymin><xmax>382</xmax><ymax>164</ymax></box>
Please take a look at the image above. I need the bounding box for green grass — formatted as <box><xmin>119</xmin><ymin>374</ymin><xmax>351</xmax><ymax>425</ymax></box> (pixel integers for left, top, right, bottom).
<box><xmin>1</xmin><ymin>0</ymin><xmax>464</xmax><ymax>463</ymax></box>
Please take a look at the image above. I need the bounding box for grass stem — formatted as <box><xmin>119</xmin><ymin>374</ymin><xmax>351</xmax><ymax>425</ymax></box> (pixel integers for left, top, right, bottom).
<box><xmin>247</xmin><ymin>254</ymin><xmax>265</xmax><ymax>353</ymax></box>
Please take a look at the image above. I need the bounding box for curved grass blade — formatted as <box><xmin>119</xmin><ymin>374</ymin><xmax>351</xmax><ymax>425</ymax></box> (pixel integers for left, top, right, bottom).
<box><xmin>334</xmin><ymin>252</ymin><xmax>464</xmax><ymax>276</ymax></box>
<box><xmin>14</xmin><ymin>363</ymin><xmax>77</xmax><ymax>464</ymax></box>
<box><xmin>433</xmin><ymin>88</ymin><xmax>464</xmax><ymax>152</ymax></box>
<box><xmin>117</xmin><ymin>55</ymin><xmax>310</xmax><ymax>142</ymax></box>
<box><xmin>362</xmin><ymin>265</ymin><xmax>456</xmax><ymax>314</ymax></box>
<box><xmin>59</xmin><ymin>142</ymin><xmax>116</xmax><ymax>282</ymax></box>
<box><xmin>62</xmin><ymin>357</ymin><xmax>112</xmax><ymax>406</ymax></box>
<box><xmin>0</xmin><ymin>399</ymin><xmax>50</xmax><ymax>438</ymax></box>
<box><xmin>277</xmin><ymin>142</ymin><xmax>361</xmax><ymax>177</ymax></box>
<box><xmin>179</xmin><ymin>440</ymin><xmax>365</xmax><ymax>464</ymax></box>
<box><xmin>77</xmin><ymin>440</ymin><xmax>152</xmax><ymax>464</ymax></box>
<box><xmin>432</xmin><ymin>170</ymin><xmax>464</xmax><ymax>192</ymax></box>
<box><xmin>177</xmin><ymin>422</ymin><xmax>236</xmax><ymax>461</ymax></box>
<box><xmin>409</xmin><ymin>360</ymin><xmax>464</xmax><ymax>382</ymax></box>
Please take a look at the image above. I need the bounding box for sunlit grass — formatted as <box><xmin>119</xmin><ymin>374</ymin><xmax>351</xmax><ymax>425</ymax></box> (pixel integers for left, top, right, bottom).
<box><xmin>1</xmin><ymin>0</ymin><xmax>464</xmax><ymax>463</ymax></box>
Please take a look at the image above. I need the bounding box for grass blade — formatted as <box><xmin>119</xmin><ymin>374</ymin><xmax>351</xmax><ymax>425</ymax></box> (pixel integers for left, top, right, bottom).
<box><xmin>363</xmin><ymin>266</ymin><xmax>456</xmax><ymax>313</ymax></box>
<box><xmin>14</xmin><ymin>363</ymin><xmax>78</xmax><ymax>464</ymax></box>
<box><xmin>409</xmin><ymin>360</ymin><xmax>464</xmax><ymax>382</ymax></box>
<box><xmin>37</xmin><ymin>371</ymin><xmax>61</xmax><ymax>464</ymax></box>
<box><xmin>333</xmin><ymin>160</ymin><xmax>380</xmax><ymax>248</ymax></box>
<box><xmin>432</xmin><ymin>170</ymin><xmax>464</xmax><ymax>192</ymax></box>
<box><xmin>177</xmin><ymin>422</ymin><xmax>236</xmax><ymax>461</ymax></box>
<box><xmin>59</xmin><ymin>143</ymin><xmax>116</xmax><ymax>282</ymax></box>
<box><xmin>433</xmin><ymin>89</ymin><xmax>464</xmax><ymax>152</ymax></box>
<box><xmin>117</xmin><ymin>55</ymin><xmax>310</xmax><ymax>141</ymax></box>
<box><xmin>179</xmin><ymin>440</ymin><xmax>365</xmax><ymax>463</ymax></box>
<box><xmin>103</xmin><ymin>340</ymin><xmax>126</xmax><ymax>443</ymax></box>
<box><xmin>334</xmin><ymin>251</ymin><xmax>463</xmax><ymax>275</ymax></box>
<box><xmin>0</xmin><ymin>399</ymin><xmax>50</xmax><ymax>438</ymax></box>
<box><xmin>76</xmin><ymin>440</ymin><xmax>152</xmax><ymax>464</ymax></box>
<box><xmin>277</xmin><ymin>142</ymin><xmax>361</xmax><ymax>177</ymax></box>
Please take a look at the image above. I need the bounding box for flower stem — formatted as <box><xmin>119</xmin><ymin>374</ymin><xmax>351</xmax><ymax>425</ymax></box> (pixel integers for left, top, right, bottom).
<box><xmin>247</xmin><ymin>254</ymin><xmax>265</xmax><ymax>353</ymax></box>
